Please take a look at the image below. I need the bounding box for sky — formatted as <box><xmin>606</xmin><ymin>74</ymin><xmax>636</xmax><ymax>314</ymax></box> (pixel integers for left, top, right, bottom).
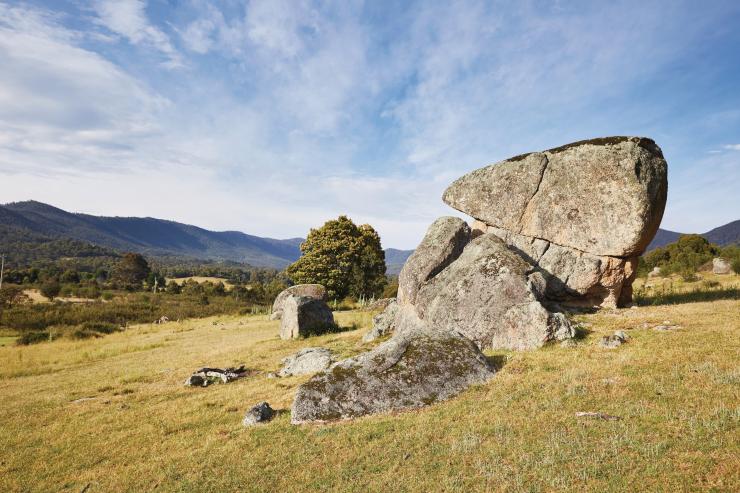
<box><xmin>1</xmin><ymin>0</ymin><xmax>739</xmax><ymax>249</ymax></box>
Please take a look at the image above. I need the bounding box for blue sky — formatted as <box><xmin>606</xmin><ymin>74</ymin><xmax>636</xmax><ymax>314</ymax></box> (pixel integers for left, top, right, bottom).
<box><xmin>1</xmin><ymin>0</ymin><xmax>739</xmax><ymax>249</ymax></box>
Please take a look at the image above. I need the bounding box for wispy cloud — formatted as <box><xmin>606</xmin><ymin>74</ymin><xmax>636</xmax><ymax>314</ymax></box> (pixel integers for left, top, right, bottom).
<box><xmin>723</xmin><ymin>144</ymin><xmax>740</xmax><ymax>150</ymax></box>
<box><xmin>92</xmin><ymin>0</ymin><xmax>183</xmax><ymax>68</ymax></box>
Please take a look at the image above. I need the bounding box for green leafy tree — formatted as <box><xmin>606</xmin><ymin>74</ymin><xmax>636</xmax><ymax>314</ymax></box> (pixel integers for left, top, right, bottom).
<box><xmin>287</xmin><ymin>216</ymin><xmax>387</xmax><ymax>299</ymax></box>
<box><xmin>112</xmin><ymin>253</ymin><xmax>151</xmax><ymax>291</ymax></box>
<box><xmin>640</xmin><ymin>234</ymin><xmax>720</xmax><ymax>277</ymax></box>
<box><xmin>40</xmin><ymin>281</ymin><xmax>61</xmax><ymax>301</ymax></box>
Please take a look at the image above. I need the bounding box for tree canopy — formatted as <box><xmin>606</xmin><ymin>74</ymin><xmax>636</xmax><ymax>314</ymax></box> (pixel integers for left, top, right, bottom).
<box><xmin>112</xmin><ymin>253</ymin><xmax>151</xmax><ymax>290</ymax></box>
<box><xmin>287</xmin><ymin>216</ymin><xmax>386</xmax><ymax>299</ymax></box>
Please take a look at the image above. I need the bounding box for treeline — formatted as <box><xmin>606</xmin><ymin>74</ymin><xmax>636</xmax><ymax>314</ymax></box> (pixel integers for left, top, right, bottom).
<box><xmin>639</xmin><ymin>234</ymin><xmax>740</xmax><ymax>279</ymax></box>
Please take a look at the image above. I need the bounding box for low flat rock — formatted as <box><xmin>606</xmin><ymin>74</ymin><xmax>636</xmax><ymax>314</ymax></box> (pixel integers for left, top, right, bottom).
<box><xmin>398</xmin><ymin>217</ymin><xmax>471</xmax><ymax>305</ymax></box>
<box><xmin>271</xmin><ymin>284</ymin><xmax>327</xmax><ymax>320</ymax></box>
<box><xmin>291</xmin><ymin>330</ymin><xmax>496</xmax><ymax>423</ymax></box>
<box><xmin>277</xmin><ymin>347</ymin><xmax>333</xmax><ymax>377</ymax></box>
<box><xmin>443</xmin><ymin>137</ymin><xmax>668</xmax><ymax>257</ymax></box>
<box><xmin>279</xmin><ymin>295</ymin><xmax>335</xmax><ymax>340</ymax></box>
<box><xmin>413</xmin><ymin>233</ymin><xmax>574</xmax><ymax>350</ymax></box>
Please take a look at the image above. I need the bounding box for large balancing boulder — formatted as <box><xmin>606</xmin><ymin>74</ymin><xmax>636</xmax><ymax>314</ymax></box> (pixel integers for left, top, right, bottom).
<box><xmin>412</xmin><ymin>233</ymin><xmax>574</xmax><ymax>350</ymax></box>
<box><xmin>279</xmin><ymin>295</ymin><xmax>335</xmax><ymax>340</ymax></box>
<box><xmin>291</xmin><ymin>330</ymin><xmax>496</xmax><ymax>423</ymax></box>
<box><xmin>443</xmin><ymin>137</ymin><xmax>667</xmax><ymax>258</ymax></box>
<box><xmin>271</xmin><ymin>284</ymin><xmax>327</xmax><ymax>320</ymax></box>
<box><xmin>397</xmin><ymin>216</ymin><xmax>471</xmax><ymax>305</ymax></box>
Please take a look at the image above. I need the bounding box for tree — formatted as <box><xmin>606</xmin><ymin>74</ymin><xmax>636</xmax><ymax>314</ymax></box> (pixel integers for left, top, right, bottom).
<box><xmin>112</xmin><ymin>253</ymin><xmax>151</xmax><ymax>290</ymax></box>
<box><xmin>287</xmin><ymin>216</ymin><xmax>387</xmax><ymax>299</ymax></box>
<box><xmin>640</xmin><ymin>234</ymin><xmax>719</xmax><ymax>277</ymax></box>
<box><xmin>40</xmin><ymin>281</ymin><xmax>61</xmax><ymax>301</ymax></box>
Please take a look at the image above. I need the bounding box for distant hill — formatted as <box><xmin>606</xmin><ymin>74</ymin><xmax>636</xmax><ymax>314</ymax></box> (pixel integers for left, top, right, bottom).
<box><xmin>0</xmin><ymin>201</ymin><xmax>413</xmax><ymax>272</ymax></box>
<box><xmin>384</xmin><ymin>248</ymin><xmax>414</xmax><ymax>276</ymax></box>
<box><xmin>1</xmin><ymin>201</ymin><xmax>303</xmax><ymax>269</ymax></box>
<box><xmin>646</xmin><ymin>221</ymin><xmax>740</xmax><ymax>250</ymax></box>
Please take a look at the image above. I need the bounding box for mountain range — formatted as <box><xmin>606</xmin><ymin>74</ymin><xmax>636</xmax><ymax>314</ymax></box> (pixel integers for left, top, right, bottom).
<box><xmin>0</xmin><ymin>201</ymin><xmax>737</xmax><ymax>271</ymax></box>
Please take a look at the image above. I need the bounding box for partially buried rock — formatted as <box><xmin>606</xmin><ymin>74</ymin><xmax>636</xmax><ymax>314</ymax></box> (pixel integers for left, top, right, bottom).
<box><xmin>397</xmin><ymin>217</ymin><xmax>471</xmax><ymax>305</ymax></box>
<box><xmin>279</xmin><ymin>295</ymin><xmax>335</xmax><ymax>340</ymax></box>
<box><xmin>243</xmin><ymin>402</ymin><xmax>275</xmax><ymax>427</ymax></box>
<box><xmin>270</xmin><ymin>284</ymin><xmax>328</xmax><ymax>320</ymax></box>
<box><xmin>362</xmin><ymin>299</ymin><xmax>399</xmax><ymax>342</ymax></box>
<box><xmin>291</xmin><ymin>331</ymin><xmax>496</xmax><ymax>423</ymax></box>
<box><xmin>277</xmin><ymin>347</ymin><xmax>333</xmax><ymax>377</ymax></box>
<box><xmin>185</xmin><ymin>366</ymin><xmax>248</xmax><ymax>387</ymax></box>
<box><xmin>411</xmin><ymin>233</ymin><xmax>574</xmax><ymax>350</ymax></box>
<box><xmin>599</xmin><ymin>331</ymin><xmax>629</xmax><ymax>348</ymax></box>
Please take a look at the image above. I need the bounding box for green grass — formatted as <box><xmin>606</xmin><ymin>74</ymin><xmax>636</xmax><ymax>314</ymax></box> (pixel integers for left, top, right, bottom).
<box><xmin>0</xmin><ymin>303</ymin><xmax>738</xmax><ymax>492</ymax></box>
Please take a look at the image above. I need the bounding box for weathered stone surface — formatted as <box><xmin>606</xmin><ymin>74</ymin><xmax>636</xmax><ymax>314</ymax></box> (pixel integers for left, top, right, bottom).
<box><xmin>184</xmin><ymin>366</ymin><xmax>248</xmax><ymax>387</ymax></box>
<box><xmin>271</xmin><ymin>284</ymin><xmax>328</xmax><ymax>320</ymax></box>
<box><xmin>412</xmin><ymin>234</ymin><xmax>574</xmax><ymax>350</ymax></box>
<box><xmin>277</xmin><ymin>347</ymin><xmax>333</xmax><ymax>377</ymax></box>
<box><xmin>713</xmin><ymin>257</ymin><xmax>732</xmax><ymax>275</ymax></box>
<box><xmin>243</xmin><ymin>402</ymin><xmax>275</xmax><ymax>427</ymax></box>
<box><xmin>279</xmin><ymin>295</ymin><xmax>335</xmax><ymax>340</ymax></box>
<box><xmin>365</xmin><ymin>297</ymin><xmax>396</xmax><ymax>311</ymax></box>
<box><xmin>362</xmin><ymin>300</ymin><xmax>399</xmax><ymax>342</ymax></box>
<box><xmin>599</xmin><ymin>330</ymin><xmax>629</xmax><ymax>348</ymax></box>
<box><xmin>476</xmin><ymin>221</ymin><xmax>638</xmax><ymax>308</ymax></box>
<box><xmin>291</xmin><ymin>330</ymin><xmax>496</xmax><ymax>423</ymax></box>
<box><xmin>398</xmin><ymin>217</ymin><xmax>471</xmax><ymax>305</ymax></box>
<box><xmin>444</xmin><ymin>137</ymin><xmax>668</xmax><ymax>258</ymax></box>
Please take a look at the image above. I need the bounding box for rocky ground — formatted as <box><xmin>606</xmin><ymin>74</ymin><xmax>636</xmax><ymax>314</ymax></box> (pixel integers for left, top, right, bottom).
<box><xmin>0</xmin><ymin>300</ymin><xmax>737</xmax><ymax>492</ymax></box>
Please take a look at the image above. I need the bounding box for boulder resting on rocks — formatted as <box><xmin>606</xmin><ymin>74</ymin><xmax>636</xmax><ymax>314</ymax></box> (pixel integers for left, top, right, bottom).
<box><xmin>271</xmin><ymin>284</ymin><xmax>328</xmax><ymax>320</ymax></box>
<box><xmin>291</xmin><ymin>330</ymin><xmax>496</xmax><ymax>423</ymax></box>
<box><xmin>279</xmin><ymin>295</ymin><xmax>335</xmax><ymax>340</ymax></box>
<box><xmin>277</xmin><ymin>347</ymin><xmax>333</xmax><ymax>377</ymax></box>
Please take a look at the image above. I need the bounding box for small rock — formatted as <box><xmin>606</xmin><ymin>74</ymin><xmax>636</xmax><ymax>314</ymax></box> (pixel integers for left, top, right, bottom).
<box><xmin>575</xmin><ymin>411</ymin><xmax>621</xmax><ymax>421</ymax></box>
<box><xmin>243</xmin><ymin>402</ymin><xmax>275</xmax><ymax>427</ymax></box>
<box><xmin>599</xmin><ymin>331</ymin><xmax>628</xmax><ymax>349</ymax></box>
<box><xmin>653</xmin><ymin>324</ymin><xmax>680</xmax><ymax>331</ymax></box>
<box><xmin>185</xmin><ymin>366</ymin><xmax>248</xmax><ymax>387</ymax></box>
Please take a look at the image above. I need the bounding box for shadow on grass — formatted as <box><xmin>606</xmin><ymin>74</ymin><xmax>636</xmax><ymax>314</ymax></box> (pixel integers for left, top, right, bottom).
<box><xmin>486</xmin><ymin>355</ymin><xmax>507</xmax><ymax>371</ymax></box>
<box><xmin>635</xmin><ymin>286</ymin><xmax>738</xmax><ymax>306</ymax></box>
<box><xmin>301</xmin><ymin>323</ymin><xmax>361</xmax><ymax>338</ymax></box>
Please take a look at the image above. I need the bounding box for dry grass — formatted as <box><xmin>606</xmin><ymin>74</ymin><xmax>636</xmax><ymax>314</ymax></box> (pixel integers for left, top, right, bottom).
<box><xmin>1</xmin><ymin>302</ymin><xmax>738</xmax><ymax>492</ymax></box>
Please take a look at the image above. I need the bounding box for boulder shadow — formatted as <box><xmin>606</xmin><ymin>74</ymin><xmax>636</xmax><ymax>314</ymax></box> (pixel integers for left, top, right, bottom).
<box><xmin>485</xmin><ymin>354</ymin><xmax>507</xmax><ymax>371</ymax></box>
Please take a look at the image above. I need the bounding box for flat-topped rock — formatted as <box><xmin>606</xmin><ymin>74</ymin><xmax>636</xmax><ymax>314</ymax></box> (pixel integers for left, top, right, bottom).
<box><xmin>279</xmin><ymin>295</ymin><xmax>335</xmax><ymax>340</ymax></box>
<box><xmin>443</xmin><ymin>137</ymin><xmax>667</xmax><ymax>257</ymax></box>
<box><xmin>271</xmin><ymin>284</ymin><xmax>327</xmax><ymax>320</ymax></box>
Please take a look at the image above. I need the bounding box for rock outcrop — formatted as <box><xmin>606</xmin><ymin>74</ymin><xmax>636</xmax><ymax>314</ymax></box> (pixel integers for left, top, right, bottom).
<box><xmin>290</xmin><ymin>136</ymin><xmax>668</xmax><ymax>424</ymax></box>
<box><xmin>279</xmin><ymin>295</ymin><xmax>335</xmax><ymax>340</ymax></box>
<box><xmin>277</xmin><ymin>347</ymin><xmax>333</xmax><ymax>377</ymax></box>
<box><xmin>411</xmin><ymin>234</ymin><xmax>574</xmax><ymax>350</ymax></box>
<box><xmin>397</xmin><ymin>217</ymin><xmax>471</xmax><ymax>305</ymax></box>
<box><xmin>713</xmin><ymin>257</ymin><xmax>732</xmax><ymax>275</ymax></box>
<box><xmin>271</xmin><ymin>284</ymin><xmax>328</xmax><ymax>320</ymax></box>
<box><xmin>445</xmin><ymin>137</ymin><xmax>667</xmax><ymax>307</ymax></box>
<box><xmin>362</xmin><ymin>299</ymin><xmax>399</xmax><ymax>342</ymax></box>
<box><xmin>291</xmin><ymin>330</ymin><xmax>496</xmax><ymax>423</ymax></box>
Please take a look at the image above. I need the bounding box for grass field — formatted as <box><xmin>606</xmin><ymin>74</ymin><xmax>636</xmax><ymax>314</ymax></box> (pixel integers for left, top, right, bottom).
<box><xmin>1</xmin><ymin>301</ymin><xmax>738</xmax><ymax>492</ymax></box>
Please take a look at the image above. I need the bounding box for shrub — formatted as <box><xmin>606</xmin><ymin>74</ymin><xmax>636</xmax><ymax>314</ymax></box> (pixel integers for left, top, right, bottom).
<box><xmin>17</xmin><ymin>331</ymin><xmax>49</xmax><ymax>345</ymax></box>
<box><xmin>39</xmin><ymin>281</ymin><xmax>61</xmax><ymax>301</ymax></box>
<box><xmin>733</xmin><ymin>258</ymin><xmax>740</xmax><ymax>275</ymax></box>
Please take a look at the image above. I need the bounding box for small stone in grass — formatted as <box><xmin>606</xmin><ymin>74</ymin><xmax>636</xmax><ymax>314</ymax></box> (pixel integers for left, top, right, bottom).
<box><xmin>575</xmin><ymin>411</ymin><xmax>621</xmax><ymax>421</ymax></box>
<box><xmin>599</xmin><ymin>331</ymin><xmax>629</xmax><ymax>348</ymax></box>
<box><xmin>243</xmin><ymin>402</ymin><xmax>275</xmax><ymax>427</ymax></box>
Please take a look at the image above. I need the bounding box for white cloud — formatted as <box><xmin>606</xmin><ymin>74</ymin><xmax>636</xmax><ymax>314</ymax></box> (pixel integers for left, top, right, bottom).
<box><xmin>92</xmin><ymin>0</ymin><xmax>183</xmax><ymax>68</ymax></box>
<box><xmin>723</xmin><ymin>144</ymin><xmax>740</xmax><ymax>151</ymax></box>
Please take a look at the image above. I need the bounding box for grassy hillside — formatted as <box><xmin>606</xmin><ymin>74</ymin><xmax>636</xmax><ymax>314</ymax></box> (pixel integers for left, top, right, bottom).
<box><xmin>1</xmin><ymin>299</ymin><xmax>738</xmax><ymax>492</ymax></box>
